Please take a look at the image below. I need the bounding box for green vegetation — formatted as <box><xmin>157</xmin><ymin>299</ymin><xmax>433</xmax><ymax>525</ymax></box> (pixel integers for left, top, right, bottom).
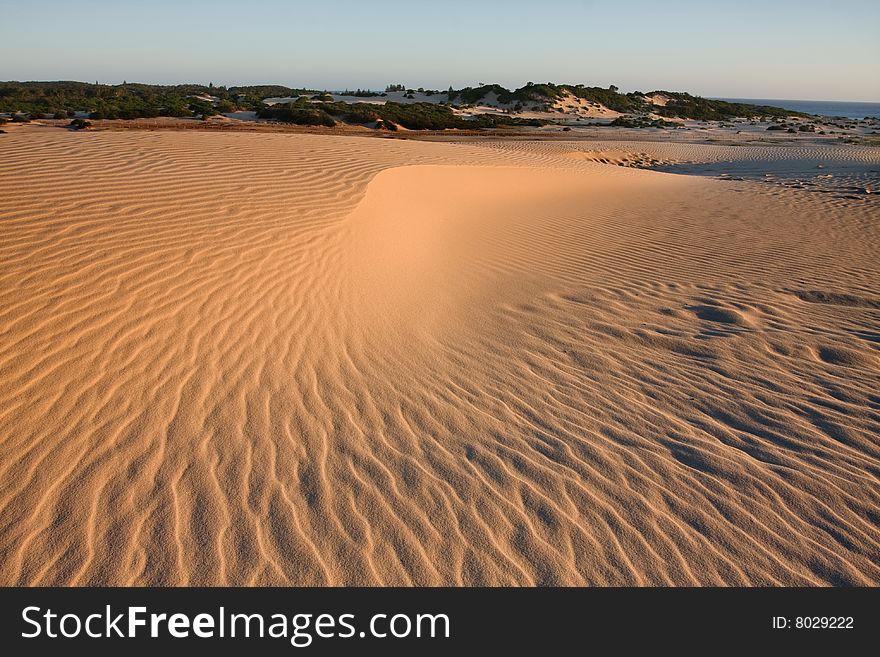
<box><xmin>256</xmin><ymin>102</ymin><xmax>336</xmax><ymax>127</ymax></box>
<box><xmin>566</xmin><ymin>85</ymin><xmax>644</xmax><ymax>112</ymax></box>
<box><xmin>187</xmin><ymin>98</ymin><xmax>218</xmax><ymax>118</ymax></box>
<box><xmin>448</xmin><ymin>84</ymin><xmax>511</xmax><ymax>104</ymax></box>
<box><xmin>68</xmin><ymin>118</ymin><xmax>91</xmax><ymax>130</ymax></box>
<box><xmin>340</xmin><ymin>89</ymin><xmax>382</xmax><ymax>97</ymax></box>
<box><xmin>446</xmin><ymin>82</ymin><xmax>643</xmax><ymax>112</ymax></box>
<box><xmin>0</xmin><ymin>81</ymin><xmax>318</xmax><ymax>119</ymax></box>
<box><xmin>234</xmin><ymin>85</ymin><xmax>316</xmax><ymax>99</ymax></box>
<box><xmin>261</xmin><ymin>99</ymin><xmax>546</xmax><ymax>130</ymax></box>
<box><xmin>0</xmin><ymin>80</ymin><xmax>810</xmax><ymax>129</ymax></box>
<box><xmin>325</xmin><ymin>101</ymin><xmax>545</xmax><ymax>130</ymax></box>
<box><xmin>610</xmin><ymin>116</ymin><xmax>681</xmax><ymax>129</ymax></box>
<box><xmin>448</xmin><ymin>82</ymin><xmax>561</xmax><ymax>105</ymax></box>
<box><xmin>650</xmin><ymin>92</ymin><xmax>808</xmax><ymax>120</ymax></box>
<box><xmin>444</xmin><ymin>83</ymin><xmax>803</xmax><ymax>119</ymax></box>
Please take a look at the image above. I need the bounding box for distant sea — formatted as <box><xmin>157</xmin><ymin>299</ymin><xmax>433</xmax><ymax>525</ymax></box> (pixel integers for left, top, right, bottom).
<box><xmin>715</xmin><ymin>98</ymin><xmax>880</xmax><ymax>120</ymax></box>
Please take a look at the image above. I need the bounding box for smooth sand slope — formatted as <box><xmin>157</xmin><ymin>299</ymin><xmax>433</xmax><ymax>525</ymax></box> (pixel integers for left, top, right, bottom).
<box><xmin>0</xmin><ymin>128</ymin><xmax>878</xmax><ymax>585</ymax></box>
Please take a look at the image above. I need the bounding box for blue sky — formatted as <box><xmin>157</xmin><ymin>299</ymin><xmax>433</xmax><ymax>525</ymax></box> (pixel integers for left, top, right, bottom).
<box><xmin>1</xmin><ymin>0</ymin><xmax>878</xmax><ymax>101</ymax></box>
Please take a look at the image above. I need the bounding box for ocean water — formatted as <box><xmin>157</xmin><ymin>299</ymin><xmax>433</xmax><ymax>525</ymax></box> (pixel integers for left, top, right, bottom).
<box><xmin>716</xmin><ymin>98</ymin><xmax>880</xmax><ymax>120</ymax></box>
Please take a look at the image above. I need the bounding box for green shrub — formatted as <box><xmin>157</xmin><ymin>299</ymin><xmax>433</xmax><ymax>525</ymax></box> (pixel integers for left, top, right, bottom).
<box><xmin>445</xmin><ymin>82</ymin><xmax>644</xmax><ymax>113</ymax></box>
<box><xmin>69</xmin><ymin>118</ymin><xmax>91</xmax><ymax>130</ymax></box>
<box><xmin>652</xmin><ymin>92</ymin><xmax>808</xmax><ymax>120</ymax></box>
<box><xmin>188</xmin><ymin>99</ymin><xmax>218</xmax><ymax>117</ymax></box>
<box><xmin>318</xmin><ymin>100</ymin><xmax>545</xmax><ymax>130</ymax></box>
<box><xmin>610</xmin><ymin>116</ymin><xmax>679</xmax><ymax>129</ymax></box>
<box><xmin>257</xmin><ymin>104</ymin><xmax>336</xmax><ymax>126</ymax></box>
<box><xmin>343</xmin><ymin>105</ymin><xmax>379</xmax><ymax>123</ymax></box>
<box><xmin>566</xmin><ymin>85</ymin><xmax>643</xmax><ymax>112</ymax></box>
<box><xmin>0</xmin><ymin>81</ymin><xmax>304</xmax><ymax>121</ymax></box>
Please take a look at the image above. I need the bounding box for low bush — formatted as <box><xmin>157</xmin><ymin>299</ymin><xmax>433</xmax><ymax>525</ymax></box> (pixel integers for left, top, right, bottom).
<box><xmin>320</xmin><ymin>100</ymin><xmax>546</xmax><ymax>130</ymax></box>
<box><xmin>653</xmin><ymin>92</ymin><xmax>808</xmax><ymax>120</ymax></box>
<box><xmin>257</xmin><ymin>104</ymin><xmax>336</xmax><ymax>126</ymax></box>
<box><xmin>188</xmin><ymin>99</ymin><xmax>218</xmax><ymax>117</ymax></box>
<box><xmin>610</xmin><ymin>116</ymin><xmax>679</xmax><ymax>129</ymax></box>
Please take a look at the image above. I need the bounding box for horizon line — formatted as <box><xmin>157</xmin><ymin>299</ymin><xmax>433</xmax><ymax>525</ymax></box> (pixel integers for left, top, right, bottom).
<box><xmin>3</xmin><ymin>79</ymin><xmax>878</xmax><ymax>105</ymax></box>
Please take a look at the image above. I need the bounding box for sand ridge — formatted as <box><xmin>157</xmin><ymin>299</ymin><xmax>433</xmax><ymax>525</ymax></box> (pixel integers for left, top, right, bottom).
<box><xmin>0</xmin><ymin>128</ymin><xmax>878</xmax><ymax>585</ymax></box>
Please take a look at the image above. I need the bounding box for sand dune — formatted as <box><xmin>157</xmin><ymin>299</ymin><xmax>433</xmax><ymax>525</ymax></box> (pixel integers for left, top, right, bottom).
<box><xmin>0</xmin><ymin>127</ymin><xmax>878</xmax><ymax>585</ymax></box>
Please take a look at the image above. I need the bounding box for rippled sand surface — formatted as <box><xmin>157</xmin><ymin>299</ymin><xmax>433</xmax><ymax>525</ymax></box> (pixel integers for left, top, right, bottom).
<box><xmin>1</xmin><ymin>129</ymin><xmax>878</xmax><ymax>585</ymax></box>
